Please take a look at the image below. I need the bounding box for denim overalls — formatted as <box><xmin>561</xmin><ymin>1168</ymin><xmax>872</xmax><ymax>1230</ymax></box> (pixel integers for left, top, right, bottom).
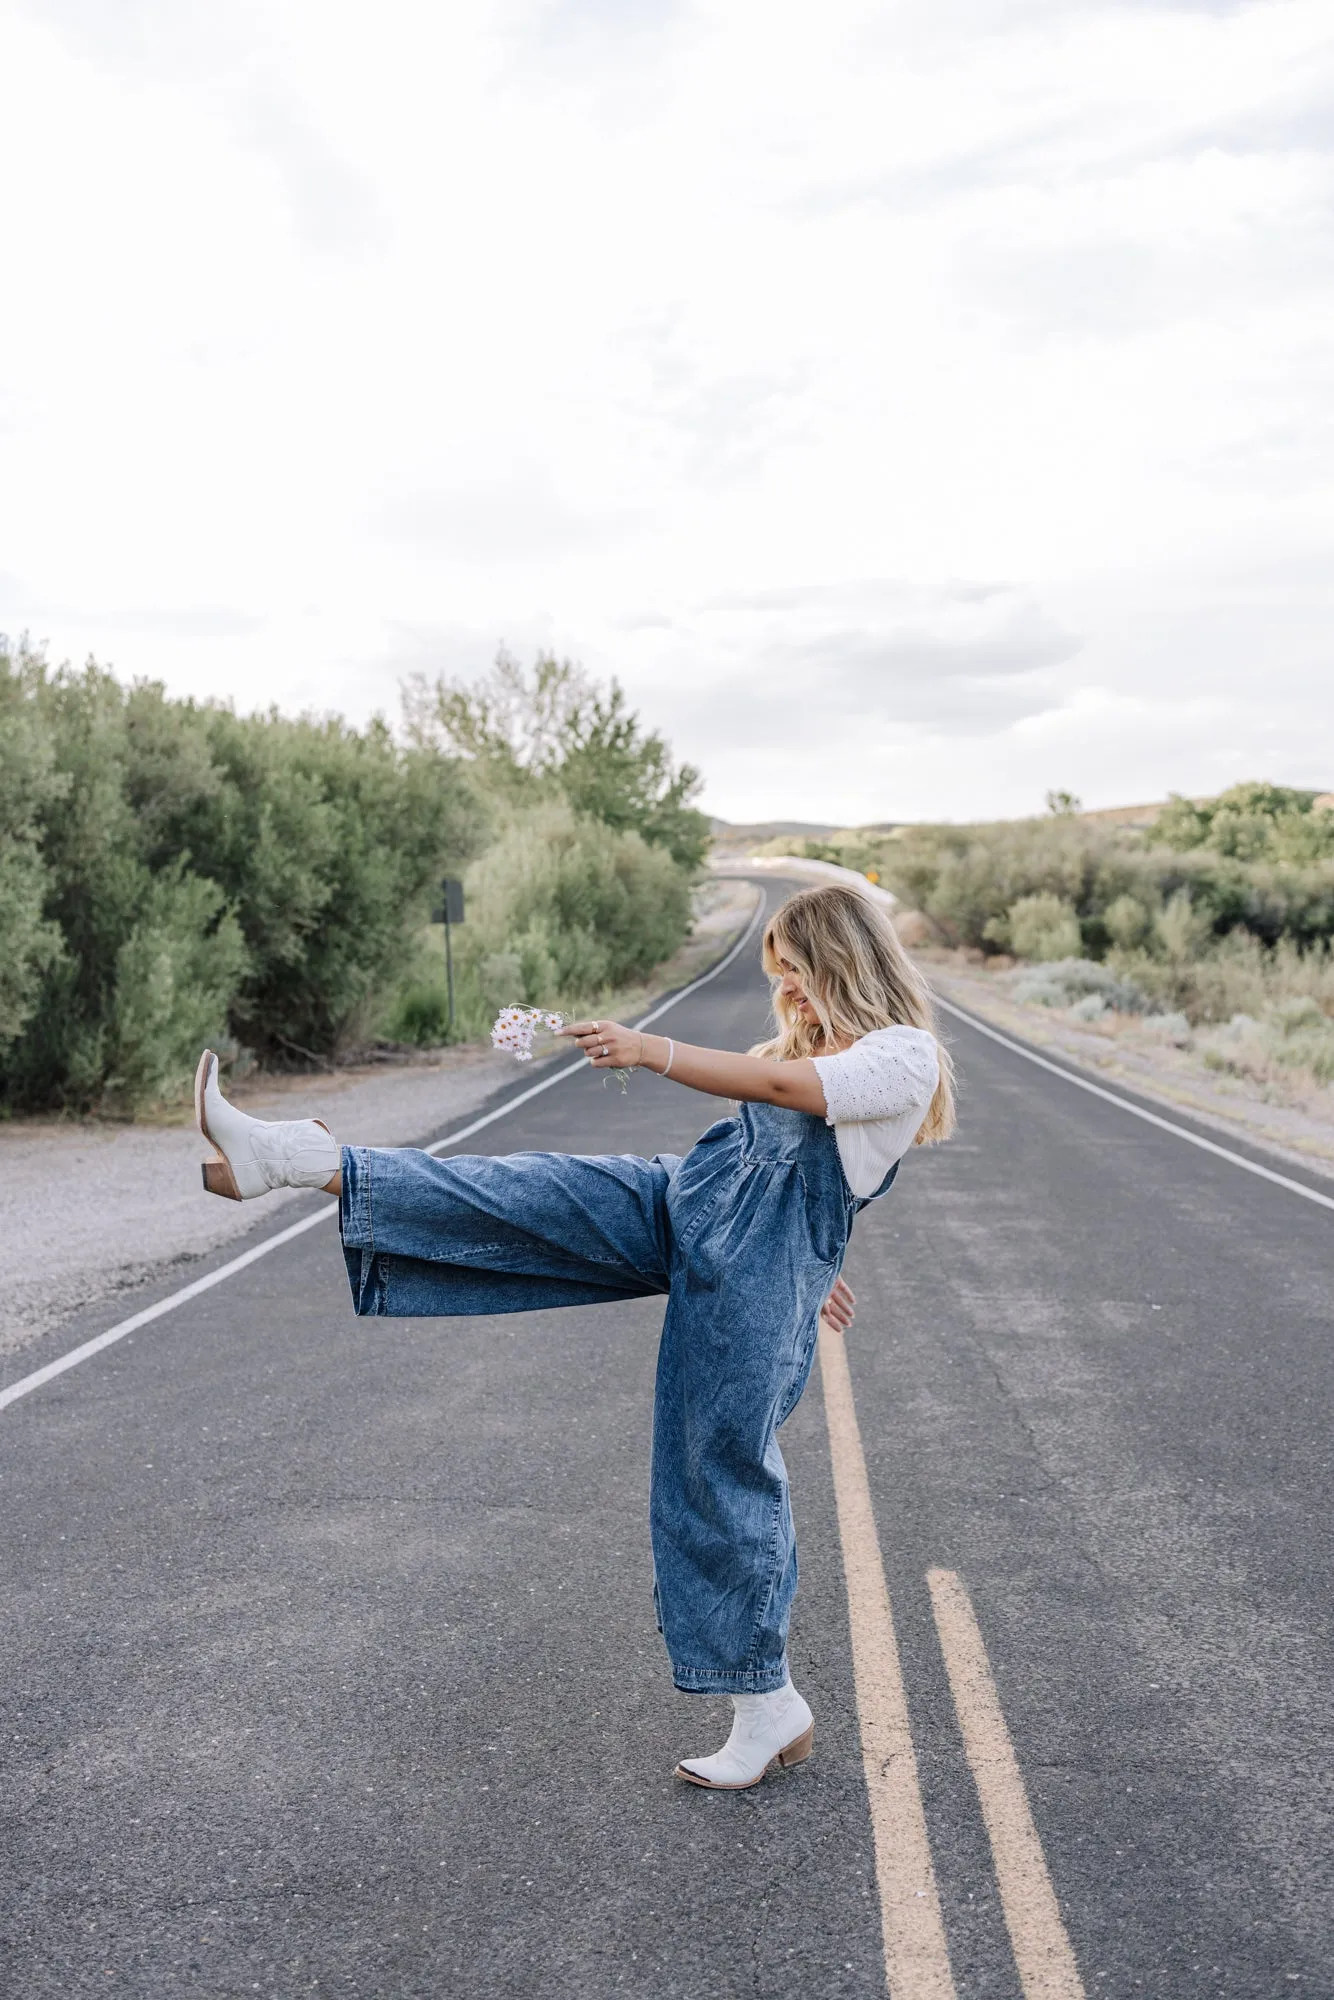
<box><xmin>339</xmin><ymin>1100</ymin><xmax>897</xmax><ymax>1694</ymax></box>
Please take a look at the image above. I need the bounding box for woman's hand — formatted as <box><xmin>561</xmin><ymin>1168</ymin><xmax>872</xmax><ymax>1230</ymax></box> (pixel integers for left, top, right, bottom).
<box><xmin>820</xmin><ymin>1276</ymin><xmax>856</xmax><ymax>1330</ymax></box>
<box><xmin>559</xmin><ymin>1018</ymin><xmax>655</xmax><ymax>1071</ymax></box>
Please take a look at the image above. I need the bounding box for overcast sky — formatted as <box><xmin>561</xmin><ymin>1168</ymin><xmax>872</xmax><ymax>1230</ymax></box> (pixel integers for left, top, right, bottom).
<box><xmin>2</xmin><ymin>0</ymin><xmax>1330</xmax><ymax>822</ymax></box>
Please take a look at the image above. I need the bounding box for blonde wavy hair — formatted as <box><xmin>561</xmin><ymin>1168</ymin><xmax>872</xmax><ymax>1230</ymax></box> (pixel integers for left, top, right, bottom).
<box><xmin>752</xmin><ymin>884</ymin><xmax>956</xmax><ymax>1144</ymax></box>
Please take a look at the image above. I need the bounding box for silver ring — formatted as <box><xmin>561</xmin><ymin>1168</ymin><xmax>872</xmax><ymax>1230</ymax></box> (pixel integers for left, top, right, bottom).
<box><xmin>600</xmin><ymin>1044</ymin><xmax>609</xmax><ymax>1057</ymax></box>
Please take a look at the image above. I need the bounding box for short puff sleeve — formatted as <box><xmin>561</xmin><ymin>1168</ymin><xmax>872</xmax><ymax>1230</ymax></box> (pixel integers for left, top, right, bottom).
<box><xmin>812</xmin><ymin>1026</ymin><xmax>939</xmax><ymax>1127</ymax></box>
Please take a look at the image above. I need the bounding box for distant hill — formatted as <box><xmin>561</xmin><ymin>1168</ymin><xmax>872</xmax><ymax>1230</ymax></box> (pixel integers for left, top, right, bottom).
<box><xmin>710</xmin><ymin>794</ymin><xmax>1333</xmax><ymax>849</ymax></box>
<box><xmin>710</xmin><ymin>817</ymin><xmax>900</xmax><ymax>851</ymax></box>
<box><xmin>709</xmin><ymin>819</ymin><xmax>835</xmax><ymax>852</ymax></box>
<box><xmin>1076</xmin><ymin>801</ymin><xmax>1174</xmax><ymax>828</ymax></box>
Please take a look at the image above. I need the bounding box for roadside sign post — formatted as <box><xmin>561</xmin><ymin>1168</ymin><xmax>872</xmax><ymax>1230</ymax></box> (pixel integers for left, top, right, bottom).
<box><xmin>432</xmin><ymin>878</ymin><xmax>466</xmax><ymax>1031</ymax></box>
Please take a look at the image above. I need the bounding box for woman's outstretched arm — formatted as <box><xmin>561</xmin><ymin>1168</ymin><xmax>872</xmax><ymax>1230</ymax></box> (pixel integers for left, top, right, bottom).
<box><xmin>557</xmin><ymin>1019</ymin><xmax>829</xmax><ymax>1116</ymax></box>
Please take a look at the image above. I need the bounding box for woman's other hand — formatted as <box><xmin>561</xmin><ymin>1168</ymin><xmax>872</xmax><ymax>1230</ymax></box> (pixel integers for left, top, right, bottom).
<box><xmin>560</xmin><ymin>1019</ymin><xmax>654</xmax><ymax>1071</ymax></box>
<box><xmin>820</xmin><ymin>1276</ymin><xmax>856</xmax><ymax>1330</ymax></box>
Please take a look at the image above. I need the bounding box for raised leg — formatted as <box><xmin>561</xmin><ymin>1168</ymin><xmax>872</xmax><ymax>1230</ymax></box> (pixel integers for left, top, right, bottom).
<box><xmin>338</xmin><ymin>1143</ymin><xmax>678</xmax><ymax>1318</ymax></box>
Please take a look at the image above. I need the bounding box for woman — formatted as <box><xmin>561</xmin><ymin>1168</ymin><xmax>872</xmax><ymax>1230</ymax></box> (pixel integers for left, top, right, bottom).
<box><xmin>194</xmin><ymin>885</ymin><xmax>955</xmax><ymax>1790</ymax></box>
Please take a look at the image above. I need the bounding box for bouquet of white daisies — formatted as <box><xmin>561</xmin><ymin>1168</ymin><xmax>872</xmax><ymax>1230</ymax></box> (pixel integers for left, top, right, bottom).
<box><xmin>490</xmin><ymin>1004</ymin><xmax>565</xmax><ymax>1061</ymax></box>
<box><xmin>490</xmin><ymin>1005</ymin><xmax>631</xmax><ymax>1088</ymax></box>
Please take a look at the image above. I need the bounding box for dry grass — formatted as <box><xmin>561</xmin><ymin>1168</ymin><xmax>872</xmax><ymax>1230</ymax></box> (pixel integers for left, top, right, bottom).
<box><xmin>926</xmin><ymin>939</ymin><xmax>1334</xmax><ymax>1128</ymax></box>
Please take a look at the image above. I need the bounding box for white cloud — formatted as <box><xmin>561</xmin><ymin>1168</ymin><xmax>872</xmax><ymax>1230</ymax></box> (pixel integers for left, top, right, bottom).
<box><xmin>1</xmin><ymin>0</ymin><xmax>1331</xmax><ymax>819</ymax></box>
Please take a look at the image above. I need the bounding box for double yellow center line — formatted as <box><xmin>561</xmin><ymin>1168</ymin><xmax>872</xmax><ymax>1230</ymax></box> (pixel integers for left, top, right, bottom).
<box><xmin>818</xmin><ymin>1322</ymin><xmax>1085</xmax><ymax>2000</ymax></box>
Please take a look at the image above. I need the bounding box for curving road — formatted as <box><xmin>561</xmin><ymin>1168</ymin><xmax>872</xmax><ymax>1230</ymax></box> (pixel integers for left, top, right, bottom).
<box><xmin>1</xmin><ymin>879</ymin><xmax>1330</xmax><ymax>1998</ymax></box>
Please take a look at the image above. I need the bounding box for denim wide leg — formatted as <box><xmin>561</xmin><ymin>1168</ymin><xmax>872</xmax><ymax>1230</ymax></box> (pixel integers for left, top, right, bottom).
<box><xmin>339</xmin><ymin>1106</ymin><xmax>896</xmax><ymax>1693</ymax></box>
<box><xmin>339</xmin><ymin>1144</ymin><xmax>676</xmax><ymax>1317</ymax></box>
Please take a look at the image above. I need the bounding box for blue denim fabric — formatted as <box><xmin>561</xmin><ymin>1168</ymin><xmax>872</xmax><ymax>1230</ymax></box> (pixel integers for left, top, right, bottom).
<box><xmin>339</xmin><ymin>1101</ymin><xmax>897</xmax><ymax>1693</ymax></box>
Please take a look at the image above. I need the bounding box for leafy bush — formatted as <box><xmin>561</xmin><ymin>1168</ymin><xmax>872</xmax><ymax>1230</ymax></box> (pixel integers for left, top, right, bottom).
<box><xmin>1155</xmin><ymin>782</ymin><xmax>1334</xmax><ymax>864</ymax></box>
<box><xmin>103</xmin><ymin>867</ymin><xmax>249</xmax><ymax>1106</ymax></box>
<box><xmin>0</xmin><ymin>641</ymin><xmax>483</xmax><ymax>1109</ymax></box>
<box><xmin>459</xmin><ymin>800</ymin><xmax>692</xmax><ymax>1023</ymax></box>
<box><xmin>1103</xmin><ymin>893</ymin><xmax>1153</xmax><ymax>949</ymax></box>
<box><xmin>0</xmin><ymin>655</ymin><xmax>256</xmax><ymax>1109</ymax></box>
<box><xmin>383</xmin><ymin>801</ymin><xmax>695</xmax><ymax>1045</ymax></box>
<box><xmin>179</xmin><ymin>704</ymin><xmax>483</xmax><ymax>1061</ymax></box>
<box><xmin>986</xmin><ymin>892</ymin><xmax>1082</xmax><ymax>962</ymax></box>
<box><xmin>1263</xmin><ymin>997</ymin><xmax>1334</xmax><ymax>1081</ymax></box>
<box><xmin>1137</xmin><ymin>1011</ymin><xmax>1193</xmax><ymax>1045</ymax></box>
<box><xmin>388</xmin><ymin>978</ymin><xmax>456</xmax><ymax>1049</ymax></box>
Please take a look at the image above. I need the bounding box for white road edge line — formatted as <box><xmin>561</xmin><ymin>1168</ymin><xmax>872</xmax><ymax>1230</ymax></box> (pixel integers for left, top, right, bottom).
<box><xmin>936</xmin><ymin>996</ymin><xmax>1334</xmax><ymax>1215</ymax></box>
<box><xmin>0</xmin><ymin>891</ymin><xmax>768</xmax><ymax>1419</ymax></box>
<box><xmin>927</xmin><ymin>1568</ymin><xmax>1085</xmax><ymax>2000</ymax></box>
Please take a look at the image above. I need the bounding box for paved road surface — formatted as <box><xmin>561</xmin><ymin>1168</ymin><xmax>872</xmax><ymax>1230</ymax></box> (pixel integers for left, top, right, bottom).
<box><xmin>2</xmin><ymin>881</ymin><xmax>1330</xmax><ymax>1997</ymax></box>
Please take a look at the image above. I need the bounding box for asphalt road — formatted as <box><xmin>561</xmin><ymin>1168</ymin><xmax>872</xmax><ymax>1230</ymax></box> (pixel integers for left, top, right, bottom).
<box><xmin>1</xmin><ymin>881</ymin><xmax>1330</xmax><ymax>1998</ymax></box>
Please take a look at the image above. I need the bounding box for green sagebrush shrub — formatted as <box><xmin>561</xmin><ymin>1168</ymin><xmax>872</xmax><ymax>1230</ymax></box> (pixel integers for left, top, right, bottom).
<box><xmin>1010</xmin><ymin>959</ymin><xmax>1152</xmax><ymax>1016</ymax></box>
<box><xmin>467</xmin><ymin>799</ymin><xmax>692</xmax><ymax>1001</ymax></box>
<box><xmin>182</xmin><ymin>703</ymin><xmax>482</xmax><ymax>1062</ymax></box>
<box><xmin>387</xmin><ymin>800</ymin><xmax>694</xmax><ymax>1045</ymax></box>
<box><xmin>1155</xmin><ymin>782</ymin><xmax>1334</xmax><ymax>865</ymax></box>
<box><xmin>103</xmin><ymin>866</ymin><xmax>250</xmax><ymax>1105</ymax></box>
<box><xmin>0</xmin><ymin>647</ymin><xmax>255</xmax><ymax>1109</ymax></box>
<box><xmin>0</xmin><ymin>640</ymin><xmax>482</xmax><ymax>1109</ymax></box>
<box><xmin>984</xmin><ymin>891</ymin><xmax>1082</xmax><ymax>962</ymax></box>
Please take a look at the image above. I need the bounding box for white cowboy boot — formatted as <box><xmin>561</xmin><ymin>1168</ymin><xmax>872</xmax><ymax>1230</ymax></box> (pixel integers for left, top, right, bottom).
<box><xmin>195</xmin><ymin>1050</ymin><xmax>341</xmax><ymax>1201</ymax></box>
<box><xmin>675</xmin><ymin>1681</ymin><xmax>814</xmax><ymax>1790</ymax></box>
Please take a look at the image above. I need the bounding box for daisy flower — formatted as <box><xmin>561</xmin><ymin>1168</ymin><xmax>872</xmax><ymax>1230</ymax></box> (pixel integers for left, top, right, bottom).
<box><xmin>490</xmin><ymin>1004</ymin><xmax>565</xmax><ymax>1062</ymax></box>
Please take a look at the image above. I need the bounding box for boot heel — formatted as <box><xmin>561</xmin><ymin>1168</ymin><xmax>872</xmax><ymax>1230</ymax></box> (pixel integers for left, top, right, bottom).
<box><xmin>202</xmin><ymin>1157</ymin><xmax>243</xmax><ymax>1202</ymax></box>
<box><xmin>778</xmin><ymin>1722</ymin><xmax>814</xmax><ymax>1768</ymax></box>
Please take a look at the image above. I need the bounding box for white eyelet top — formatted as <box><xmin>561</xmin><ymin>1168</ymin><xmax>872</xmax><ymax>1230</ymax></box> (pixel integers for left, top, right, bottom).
<box><xmin>811</xmin><ymin>1026</ymin><xmax>940</xmax><ymax>1197</ymax></box>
